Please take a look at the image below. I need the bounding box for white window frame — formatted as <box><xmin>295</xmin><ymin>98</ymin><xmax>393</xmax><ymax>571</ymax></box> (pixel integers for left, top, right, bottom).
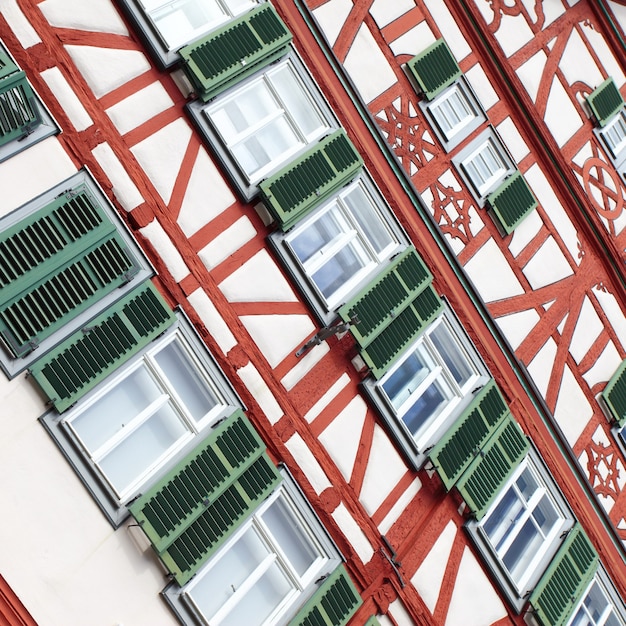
<box><xmin>467</xmin><ymin>450</ymin><xmax>574</xmax><ymax>612</ymax></box>
<box><xmin>186</xmin><ymin>50</ymin><xmax>337</xmax><ymax>201</ymax></box>
<box><xmin>40</xmin><ymin>312</ymin><xmax>242</xmax><ymax>527</ymax></box>
<box><xmin>269</xmin><ymin>174</ymin><xmax>407</xmax><ymax>322</ymax></box>
<box><xmin>163</xmin><ymin>471</ymin><xmax>342</xmax><ymax>626</ymax></box>
<box><xmin>420</xmin><ymin>77</ymin><xmax>485</xmax><ymax>151</ymax></box>
<box><xmin>361</xmin><ymin>305</ymin><xmax>488</xmax><ymax>469</ymax></box>
<box><xmin>565</xmin><ymin>568</ymin><xmax>626</xmax><ymax>626</ymax></box>
<box><xmin>117</xmin><ymin>0</ymin><xmax>261</xmax><ymax>68</ymax></box>
<box><xmin>453</xmin><ymin>127</ymin><xmax>515</xmax><ymax>204</ymax></box>
<box><xmin>597</xmin><ymin>108</ymin><xmax>626</xmax><ymax>175</ymax></box>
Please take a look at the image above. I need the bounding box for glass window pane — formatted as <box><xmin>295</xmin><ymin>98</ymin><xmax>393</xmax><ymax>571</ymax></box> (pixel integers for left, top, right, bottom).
<box><xmin>401</xmin><ymin>381</ymin><xmax>447</xmax><ymax>437</ymax></box>
<box><xmin>261</xmin><ymin>498</ymin><xmax>318</xmax><ymax>578</ymax></box>
<box><xmin>270</xmin><ymin>65</ymin><xmax>325</xmax><ymax>139</ymax></box>
<box><xmin>154</xmin><ymin>340</ymin><xmax>219</xmax><ymax>423</ymax></box>
<box><xmin>343</xmin><ymin>185</ymin><xmax>394</xmax><ymax>256</ymax></box>
<box><xmin>429</xmin><ymin>323</ymin><xmax>474</xmax><ymax>387</ymax></box>
<box><xmin>289</xmin><ymin>207</ymin><xmax>343</xmax><ymax>264</ymax></box>
<box><xmin>69</xmin><ymin>366</ymin><xmax>161</xmax><ymax>451</ymax></box>
<box><xmin>483</xmin><ymin>487</ymin><xmax>524</xmax><ymax>551</ymax></box>
<box><xmin>189</xmin><ymin>527</ymin><xmax>270</xmax><ymax>621</ymax></box>
<box><xmin>311</xmin><ymin>243</ymin><xmax>368</xmax><ymax>299</ymax></box>
<box><xmin>382</xmin><ymin>348</ymin><xmax>432</xmax><ymax>410</ymax></box>
<box><xmin>502</xmin><ymin>518</ymin><xmax>542</xmax><ymax>582</ymax></box>
<box><xmin>99</xmin><ymin>404</ymin><xmax>188</xmax><ymax>494</ymax></box>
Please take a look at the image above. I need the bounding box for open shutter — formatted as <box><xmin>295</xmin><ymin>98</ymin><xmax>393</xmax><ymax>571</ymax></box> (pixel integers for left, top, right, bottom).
<box><xmin>260</xmin><ymin>130</ymin><xmax>363</xmax><ymax>231</ymax></box>
<box><xmin>529</xmin><ymin>524</ymin><xmax>598</xmax><ymax>626</ymax></box>
<box><xmin>587</xmin><ymin>78</ymin><xmax>625</xmax><ymax>127</ymax></box>
<box><xmin>487</xmin><ymin>170</ymin><xmax>538</xmax><ymax>234</ymax></box>
<box><xmin>0</xmin><ymin>47</ymin><xmax>40</xmax><ymax>146</ymax></box>
<box><xmin>29</xmin><ymin>281</ymin><xmax>174</xmax><ymax>412</ymax></box>
<box><xmin>601</xmin><ymin>359</ymin><xmax>626</xmax><ymax>426</ymax></box>
<box><xmin>0</xmin><ymin>186</ymin><xmax>141</xmax><ymax>357</ymax></box>
<box><xmin>428</xmin><ymin>380</ymin><xmax>509</xmax><ymax>489</ymax></box>
<box><xmin>180</xmin><ymin>3</ymin><xmax>292</xmax><ymax>101</ymax></box>
<box><xmin>289</xmin><ymin>565</ymin><xmax>362</xmax><ymax>626</ymax></box>
<box><xmin>406</xmin><ymin>39</ymin><xmax>462</xmax><ymax>101</ymax></box>
<box><xmin>130</xmin><ymin>410</ymin><xmax>281</xmax><ymax>586</ymax></box>
<box><xmin>338</xmin><ymin>247</ymin><xmax>442</xmax><ymax>378</ymax></box>
<box><xmin>455</xmin><ymin>415</ymin><xmax>529</xmax><ymax>519</ymax></box>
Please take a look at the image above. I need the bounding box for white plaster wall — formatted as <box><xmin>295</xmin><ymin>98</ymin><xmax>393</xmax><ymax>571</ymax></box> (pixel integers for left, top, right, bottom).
<box><xmin>0</xmin><ymin>373</ymin><xmax>178</xmax><ymax>626</ymax></box>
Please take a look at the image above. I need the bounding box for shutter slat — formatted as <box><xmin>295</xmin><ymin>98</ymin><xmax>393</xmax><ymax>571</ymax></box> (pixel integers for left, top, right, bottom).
<box><xmin>529</xmin><ymin>525</ymin><xmax>598</xmax><ymax>626</ymax></box>
<box><xmin>338</xmin><ymin>247</ymin><xmax>441</xmax><ymax>378</ymax></box>
<box><xmin>455</xmin><ymin>415</ymin><xmax>530</xmax><ymax>519</ymax></box>
<box><xmin>260</xmin><ymin>130</ymin><xmax>363</xmax><ymax>231</ymax></box>
<box><xmin>288</xmin><ymin>565</ymin><xmax>361</xmax><ymax>626</ymax></box>
<box><xmin>0</xmin><ymin>47</ymin><xmax>19</xmax><ymax>81</ymax></box>
<box><xmin>28</xmin><ymin>281</ymin><xmax>174</xmax><ymax>412</ymax></box>
<box><xmin>487</xmin><ymin>170</ymin><xmax>538</xmax><ymax>234</ymax></box>
<box><xmin>587</xmin><ymin>78</ymin><xmax>625</xmax><ymax>127</ymax></box>
<box><xmin>130</xmin><ymin>411</ymin><xmax>281</xmax><ymax>586</ymax></box>
<box><xmin>180</xmin><ymin>4</ymin><xmax>292</xmax><ymax>101</ymax></box>
<box><xmin>601</xmin><ymin>359</ymin><xmax>626</xmax><ymax>426</ymax></box>
<box><xmin>429</xmin><ymin>380</ymin><xmax>509</xmax><ymax>489</ymax></box>
<box><xmin>0</xmin><ymin>70</ymin><xmax>39</xmax><ymax>145</ymax></box>
<box><xmin>406</xmin><ymin>39</ymin><xmax>462</xmax><ymax>101</ymax></box>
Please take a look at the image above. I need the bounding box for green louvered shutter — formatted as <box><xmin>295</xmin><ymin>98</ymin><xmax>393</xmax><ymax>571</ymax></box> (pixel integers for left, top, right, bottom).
<box><xmin>0</xmin><ymin>47</ymin><xmax>40</xmax><ymax>146</ymax></box>
<box><xmin>0</xmin><ymin>186</ymin><xmax>141</xmax><ymax>357</ymax></box>
<box><xmin>364</xmin><ymin>618</ymin><xmax>381</xmax><ymax>626</ymax></box>
<box><xmin>260</xmin><ymin>130</ymin><xmax>363</xmax><ymax>230</ymax></box>
<box><xmin>130</xmin><ymin>410</ymin><xmax>281</xmax><ymax>586</ymax></box>
<box><xmin>180</xmin><ymin>3</ymin><xmax>292</xmax><ymax>101</ymax></box>
<box><xmin>455</xmin><ymin>415</ymin><xmax>529</xmax><ymax>519</ymax></box>
<box><xmin>289</xmin><ymin>565</ymin><xmax>362</xmax><ymax>626</ymax></box>
<box><xmin>29</xmin><ymin>281</ymin><xmax>174</xmax><ymax>412</ymax></box>
<box><xmin>487</xmin><ymin>170</ymin><xmax>538</xmax><ymax>235</ymax></box>
<box><xmin>529</xmin><ymin>525</ymin><xmax>598</xmax><ymax>626</ymax></box>
<box><xmin>428</xmin><ymin>380</ymin><xmax>509</xmax><ymax>489</ymax></box>
<box><xmin>338</xmin><ymin>247</ymin><xmax>442</xmax><ymax>378</ymax></box>
<box><xmin>406</xmin><ymin>39</ymin><xmax>462</xmax><ymax>101</ymax></box>
<box><xmin>587</xmin><ymin>78</ymin><xmax>625</xmax><ymax>127</ymax></box>
<box><xmin>602</xmin><ymin>359</ymin><xmax>626</xmax><ymax>426</ymax></box>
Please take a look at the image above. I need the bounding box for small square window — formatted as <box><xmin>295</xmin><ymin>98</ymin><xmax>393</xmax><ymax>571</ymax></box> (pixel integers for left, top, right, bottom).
<box><xmin>163</xmin><ymin>471</ymin><xmax>344</xmax><ymax>626</ymax></box>
<box><xmin>421</xmin><ymin>79</ymin><xmax>485</xmax><ymax>151</ymax></box>
<box><xmin>597</xmin><ymin>109</ymin><xmax>626</xmax><ymax>174</ymax></box>
<box><xmin>117</xmin><ymin>0</ymin><xmax>260</xmax><ymax>68</ymax></box>
<box><xmin>186</xmin><ymin>51</ymin><xmax>336</xmax><ymax>201</ymax></box>
<box><xmin>269</xmin><ymin>175</ymin><xmax>407</xmax><ymax>323</ymax></box>
<box><xmin>40</xmin><ymin>313</ymin><xmax>242</xmax><ymax>526</ymax></box>
<box><xmin>362</xmin><ymin>306</ymin><xmax>488</xmax><ymax>468</ymax></box>
<box><xmin>467</xmin><ymin>451</ymin><xmax>573</xmax><ymax>612</ymax></box>
<box><xmin>453</xmin><ymin>128</ymin><xmax>515</xmax><ymax>203</ymax></box>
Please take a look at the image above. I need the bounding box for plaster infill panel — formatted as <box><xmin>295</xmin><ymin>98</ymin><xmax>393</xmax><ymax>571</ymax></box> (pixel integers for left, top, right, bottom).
<box><xmin>39</xmin><ymin>0</ymin><xmax>128</xmax><ymax>34</ymax></box>
<box><xmin>312</xmin><ymin>0</ymin><xmax>352</xmax><ymax>48</ymax></box>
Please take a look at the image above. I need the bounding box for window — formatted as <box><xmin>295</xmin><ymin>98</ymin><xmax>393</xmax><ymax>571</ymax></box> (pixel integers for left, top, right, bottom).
<box><xmin>567</xmin><ymin>571</ymin><xmax>626</xmax><ymax>626</ymax></box>
<box><xmin>453</xmin><ymin>128</ymin><xmax>515</xmax><ymax>203</ymax></box>
<box><xmin>270</xmin><ymin>175</ymin><xmax>407</xmax><ymax>322</ymax></box>
<box><xmin>187</xmin><ymin>52</ymin><xmax>335</xmax><ymax>200</ymax></box>
<box><xmin>598</xmin><ymin>109</ymin><xmax>626</xmax><ymax>173</ymax></box>
<box><xmin>40</xmin><ymin>313</ymin><xmax>241</xmax><ymax>526</ymax></box>
<box><xmin>0</xmin><ymin>41</ymin><xmax>57</xmax><ymax>163</ymax></box>
<box><xmin>468</xmin><ymin>452</ymin><xmax>573</xmax><ymax>611</ymax></box>
<box><xmin>421</xmin><ymin>79</ymin><xmax>485</xmax><ymax>150</ymax></box>
<box><xmin>118</xmin><ymin>0</ymin><xmax>260</xmax><ymax>68</ymax></box>
<box><xmin>362</xmin><ymin>308</ymin><xmax>488</xmax><ymax>466</ymax></box>
<box><xmin>162</xmin><ymin>471</ymin><xmax>358</xmax><ymax>626</ymax></box>
<box><xmin>0</xmin><ymin>171</ymin><xmax>152</xmax><ymax>378</ymax></box>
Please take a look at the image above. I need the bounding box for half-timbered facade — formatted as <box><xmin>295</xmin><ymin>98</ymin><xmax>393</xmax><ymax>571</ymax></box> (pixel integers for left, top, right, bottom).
<box><xmin>0</xmin><ymin>1</ymin><xmax>625</xmax><ymax>625</ymax></box>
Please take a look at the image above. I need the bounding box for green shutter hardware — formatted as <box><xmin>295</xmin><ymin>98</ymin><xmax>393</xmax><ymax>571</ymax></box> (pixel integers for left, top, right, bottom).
<box><xmin>260</xmin><ymin>130</ymin><xmax>363</xmax><ymax>231</ymax></box>
<box><xmin>486</xmin><ymin>170</ymin><xmax>538</xmax><ymax>235</ymax></box>
<box><xmin>601</xmin><ymin>359</ymin><xmax>626</xmax><ymax>426</ymax></box>
<box><xmin>406</xmin><ymin>39</ymin><xmax>462</xmax><ymax>101</ymax></box>
<box><xmin>130</xmin><ymin>410</ymin><xmax>281</xmax><ymax>586</ymax></box>
<box><xmin>0</xmin><ymin>186</ymin><xmax>141</xmax><ymax>358</ymax></box>
<box><xmin>338</xmin><ymin>247</ymin><xmax>442</xmax><ymax>378</ymax></box>
<box><xmin>29</xmin><ymin>281</ymin><xmax>175</xmax><ymax>412</ymax></box>
<box><xmin>180</xmin><ymin>3</ymin><xmax>292</xmax><ymax>101</ymax></box>
<box><xmin>428</xmin><ymin>380</ymin><xmax>509</xmax><ymax>489</ymax></box>
<box><xmin>587</xmin><ymin>78</ymin><xmax>625</xmax><ymax>127</ymax></box>
<box><xmin>0</xmin><ymin>54</ymin><xmax>40</xmax><ymax>146</ymax></box>
<box><xmin>289</xmin><ymin>564</ymin><xmax>362</xmax><ymax>626</ymax></box>
<box><xmin>455</xmin><ymin>415</ymin><xmax>530</xmax><ymax>519</ymax></box>
<box><xmin>529</xmin><ymin>524</ymin><xmax>598</xmax><ymax>626</ymax></box>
